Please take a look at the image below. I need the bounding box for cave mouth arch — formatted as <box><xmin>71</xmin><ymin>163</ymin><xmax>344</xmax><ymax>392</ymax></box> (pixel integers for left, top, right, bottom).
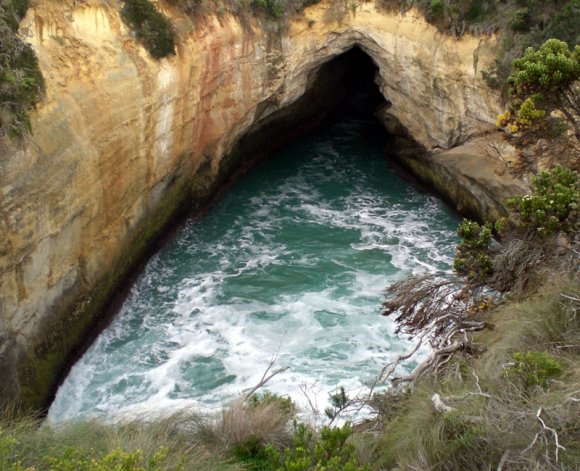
<box><xmin>224</xmin><ymin>45</ymin><xmax>397</xmax><ymax>181</ymax></box>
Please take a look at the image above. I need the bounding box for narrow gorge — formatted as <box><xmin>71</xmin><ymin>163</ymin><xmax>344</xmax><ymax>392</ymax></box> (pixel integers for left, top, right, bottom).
<box><xmin>1</xmin><ymin>0</ymin><xmax>529</xmax><ymax>411</ymax></box>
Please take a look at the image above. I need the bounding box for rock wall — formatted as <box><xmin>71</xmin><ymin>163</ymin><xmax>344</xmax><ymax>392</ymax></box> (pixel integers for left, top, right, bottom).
<box><xmin>0</xmin><ymin>0</ymin><xmax>510</xmax><ymax>409</ymax></box>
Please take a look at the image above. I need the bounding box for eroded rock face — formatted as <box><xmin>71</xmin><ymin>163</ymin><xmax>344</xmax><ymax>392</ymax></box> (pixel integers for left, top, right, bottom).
<box><xmin>0</xmin><ymin>0</ymin><xmax>505</xmax><ymax>408</ymax></box>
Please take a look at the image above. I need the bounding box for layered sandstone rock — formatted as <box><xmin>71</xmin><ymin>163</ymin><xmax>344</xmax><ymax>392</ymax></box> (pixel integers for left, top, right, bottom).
<box><xmin>0</xmin><ymin>0</ymin><xmax>517</xmax><ymax>408</ymax></box>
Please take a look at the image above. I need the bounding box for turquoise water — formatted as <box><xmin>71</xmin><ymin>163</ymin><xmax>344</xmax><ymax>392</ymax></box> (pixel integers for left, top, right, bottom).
<box><xmin>49</xmin><ymin>114</ymin><xmax>459</xmax><ymax>422</ymax></box>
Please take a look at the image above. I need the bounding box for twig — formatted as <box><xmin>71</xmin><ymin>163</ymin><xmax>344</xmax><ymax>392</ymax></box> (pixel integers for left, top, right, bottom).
<box><xmin>392</xmin><ymin>340</ymin><xmax>466</xmax><ymax>387</ymax></box>
<box><xmin>243</xmin><ymin>334</ymin><xmax>289</xmax><ymax>401</ymax></box>
<box><xmin>536</xmin><ymin>408</ymin><xmax>566</xmax><ymax>462</ymax></box>
<box><xmin>496</xmin><ymin>449</ymin><xmax>511</xmax><ymax>471</ymax></box>
<box><xmin>521</xmin><ymin>407</ymin><xmax>566</xmax><ymax>463</ymax></box>
<box><xmin>471</xmin><ymin>370</ymin><xmax>492</xmax><ymax>398</ymax></box>
<box><xmin>370</xmin><ymin>333</ymin><xmax>426</xmax><ymax>395</ymax></box>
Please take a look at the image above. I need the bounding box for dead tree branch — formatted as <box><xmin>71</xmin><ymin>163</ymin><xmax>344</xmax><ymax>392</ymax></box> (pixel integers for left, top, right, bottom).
<box><xmin>243</xmin><ymin>335</ymin><xmax>289</xmax><ymax>402</ymax></box>
<box><xmin>375</xmin><ymin>273</ymin><xmax>489</xmax><ymax>390</ymax></box>
<box><xmin>521</xmin><ymin>407</ymin><xmax>566</xmax><ymax>463</ymax></box>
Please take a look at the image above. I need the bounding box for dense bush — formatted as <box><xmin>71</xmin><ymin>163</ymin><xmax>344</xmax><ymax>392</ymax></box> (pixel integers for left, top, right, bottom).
<box><xmin>251</xmin><ymin>0</ymin><xmax>286</xmax><ymax>18</ymax></box>
<box><xmin>427</xmin><ymin>0</ymin><xmax>445</xmax><ymax>19</ymax></box>
<box><xmin>121</xmin><ymin>0</ymin><xmax>175</xmax><ymax>59</ymax></box>
<box><xmin>453</xmin><ymin>165</ymin><xmax>578</xmax><ymax>286</ymax></box>
<box><xmin>453</xmin><ymin>219</ymin><xmax>494</xmax><ymax>280</ymax></box>
<box><xmin>508</xmin><ymin>8</ymin><xmax>531</xmax><ymax>32</ymax></box>
<box><xmin>0</xmin><ymin>0</ymin><xmax>44</xmax><ymax>140</ymax></box>
<box><xmin>480</xmin><ymin>0</ymin><xmax>579</xmax><ymax>93</ymax></box>
<box><xmin>508</xmin><ymin>39</ymin><xmax>580</xmax><ymax>95</ymax></box>
<box><xmin>508</xmin><ymin>351</ymin><xmax>564</xmax><ymax>389</ymax></box>
<box><xmin>506</xmin><ymin>164</ymin><xmax>579</xmax><ymax>235</ymax></box>
<box><xmin>496</xmin><ymin>38</ymin><xmax>580</xmax><ymax>134</ymax></box>
<box><xmin>266</xmin><ymin>423</ymin><xmax>369</xmax><ymax>471</ymax></box>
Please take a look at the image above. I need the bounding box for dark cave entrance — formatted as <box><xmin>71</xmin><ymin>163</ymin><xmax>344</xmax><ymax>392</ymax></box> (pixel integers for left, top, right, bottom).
<box><xmin>225</xmin><ymin>45</ymin><xmax>396</xmax><ymax>179</ymax></box>
<box><xmin>328</xmin><ymin>46</ymin><xmax>388</xmax><ymax>122</ymax></box>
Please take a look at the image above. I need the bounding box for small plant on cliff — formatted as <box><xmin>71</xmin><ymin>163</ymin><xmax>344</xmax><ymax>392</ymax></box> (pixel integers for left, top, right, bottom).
<box><xmin>0</xmin><ymin>0</ymin><xmax>44</xmax><ymax>141</ymax></box>
<box><xmin>251</xmin><ymin>0</ymin><xmax>286</xmax><ymax>18</ymax></box>
<box><xmin>265</xmin><ymin>422</ymin><xmax>369</xmax><ymax>471</ymax></box>
<box><xmin>120</xmin><ymin>0</ymin><xmax>175</xmax><ymax>59</ymax></box>
<box><xmin>508</xmin><ymin>7</ymin><xmax>531</xmax><ymax>32</ymax></box>
<box><xmin>507</xmin><ymin>351</ymin><xmax>564</xmax><ymax>390</ymax></box>
<box><xmin>453</xmin><ymin>219</ymin><xmax>494</xmax><ymax>281</ymax></box>
<box><xmin>453</xmin><ymin>165</ymin><xmax>578</xmax><ymax>288</ymax></box>
<box><xmin>506</xmin><ymin>164</ymin><xmax>579</xmax><ymax>235</ymax></box>
<box><xmin>427</xmin><ymin>0</ymin><xmax>445</xmax><ymax>19</ymax></box>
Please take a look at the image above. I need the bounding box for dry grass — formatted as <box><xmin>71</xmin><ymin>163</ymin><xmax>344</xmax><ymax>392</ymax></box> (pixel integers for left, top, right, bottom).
<box><xmin>366</xmin><ymin>277</ymin><xmax>580</xmax><ymax>470</ymax></box>
<box><xmin>0</xmin><ymin>411</ymin><xmax>246</xmax><ymax>470</ymax></box>
<box><xmin>194</xmin><ymin>398</ymin><xmax>294</xmax><ymax>450</ymax></box>
<box><xmin>0</xmin><ymin>397</ymin><xmax>298</xmax><ymax>470</ymax></box>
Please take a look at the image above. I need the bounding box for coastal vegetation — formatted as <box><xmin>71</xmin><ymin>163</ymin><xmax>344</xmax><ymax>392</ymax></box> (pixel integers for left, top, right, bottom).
<box><xmin>120</xmin><ymin>0</ymin><xmax>175</xmax><ymax>59</ymax></box>
<box><xmin>497</xmin><ymin>39</ymin><xmax>579</xmax><ymax>136</ymax></box>
<box><xmin>0</xmin><ymin>0</ymin><xmax>44</xmax><ymax>141</ymax></box>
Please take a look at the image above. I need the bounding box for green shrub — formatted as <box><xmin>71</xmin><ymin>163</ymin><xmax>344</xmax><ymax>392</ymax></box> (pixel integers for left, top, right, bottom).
<box><xmin>465</xmin><ymin>0</ymin><xmax>485</xmax><ymax>22</ymax></box>
<box><xmin>453</xmin><ymin>220</ymin><xmax>494</xmax><ymax>281</ymax></box>
<box><xmin>506</xmin><ymin>164</ymin><xmax>579</xmax><ymax>234</ymax></box>
<box><xmin>120</xmin><ymin>0</ymin><xmax>175</xmax><ymax>59</ymax></box>
<box><xmin>542</xmin><ymin>0</ymin><xmax>580</xmax><ymax>46</ymax></box>
<box><xmin>324</xmin><ymin>386</ymin><xmax>350</xmax><ymax>423</ymax></box>
<box><xmin>0</xmin><ymin>426</ymin><xmax>169</xmax><ymax>471</ymax></box>
<box><xmin>43</xmin><ymin>447</ymin><xmax>168</xmax><ymax>471</ymax></box>
<box><xmin>251</xmin><ymin>0</ymin><xmax>286</xmax><ymax>18</ymax></box>
<box><xmin>249</xmin><ymin>392</ymin><xmax>296</xmax><ymax>415</ymax></box>
<box><xmin>266</xmin><ymin>422</ymin><xmax>369</xmax><ymax>471</ymax></box>
<box><xmin>0</xmin><ymin>0</ymin><xmax>44</xmax><ymax>140</ymax></box>
<box><xmin>508</xmin><ymin>38</ymin><xmax>580</xmax><ymax>94</ymax></box>
<box><xmin>232</xmin><ymin>436</ymin><xmax>270</xmax><ymax>471</ymax></box>
<box><xmin>509</xmin><ymin>7</ymin><xmax>531</xmax><ymax>32</ymax></box>
<box><xmin>508</xmin><ymin>351</ymin><xmax>564</xmax><ymax>389</ymax></box>
<box><xmin>515</xmin><ymin>96</ymin><xmax>545</xmax><ymax>127</ymax></box>
<box><xmin>427</xmin><ymin>0</ymin><xmax>445</xmax><ymax>19</ymax></box>
<box><xmin>481</xmin><ymin>0</ymin><xmax>580</xmax><ymax>98</ymax></box>
<box><xmin>497</xmin><ymin>38</ymin><xmax>580</xmax><ymax>134</ymax></box>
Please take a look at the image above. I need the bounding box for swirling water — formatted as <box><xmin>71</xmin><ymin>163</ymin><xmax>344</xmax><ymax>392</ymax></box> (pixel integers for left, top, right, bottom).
<box><xmin>49</xmin><ymin>115</ymin><xmax>459</xmax><ymax>423</ymax></box>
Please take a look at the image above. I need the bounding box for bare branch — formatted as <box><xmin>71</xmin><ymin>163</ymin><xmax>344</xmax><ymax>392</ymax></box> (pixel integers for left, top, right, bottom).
<box><xmin>242</xmin><ymin>334</ymin><xmax>289</xmax><ymax>402</ymax></box>
<box><xmin>370</xmin><ymin>333</ymin><xmax>426</xmax><ymax>394</ymax></box>
<box><xmin>521</xmin><ymin>407</ymin><xmax>566</xmax><ymax>463</ymax></box>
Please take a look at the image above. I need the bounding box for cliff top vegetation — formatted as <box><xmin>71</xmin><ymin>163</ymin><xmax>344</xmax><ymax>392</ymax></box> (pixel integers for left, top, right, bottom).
<box><xmin>0</xmin><ymin>0</ymin><xmax>44</xmax><ymax>142</ymax></box>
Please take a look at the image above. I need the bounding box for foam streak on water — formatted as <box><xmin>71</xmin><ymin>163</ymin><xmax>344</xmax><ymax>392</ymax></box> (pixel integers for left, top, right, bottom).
<box><xmin>49</xmin><ymin>117</ymin><xmax>459</xmax><ymax>423</ymax></box>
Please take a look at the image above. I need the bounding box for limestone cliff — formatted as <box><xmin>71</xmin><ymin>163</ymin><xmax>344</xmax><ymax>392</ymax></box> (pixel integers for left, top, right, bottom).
<box><xmin>0</xmin><ymin>0</ymin><xmax>525</xmax><ymax>409</ymax></box>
